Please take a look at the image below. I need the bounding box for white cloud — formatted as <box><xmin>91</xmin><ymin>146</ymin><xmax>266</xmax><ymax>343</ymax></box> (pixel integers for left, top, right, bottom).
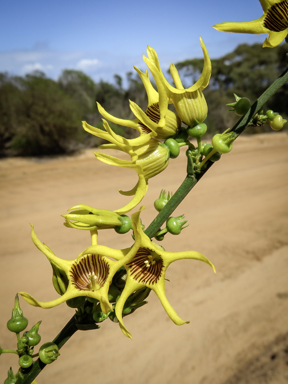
<box><xmin>76</xmin><ymin>58</ymin><xmax>100</xmax><ymax>69</ymax></box>
<box><xmin>21</xmin><ymin>62</ymin><xmax>53</xmax><ymax>73</ymax></box>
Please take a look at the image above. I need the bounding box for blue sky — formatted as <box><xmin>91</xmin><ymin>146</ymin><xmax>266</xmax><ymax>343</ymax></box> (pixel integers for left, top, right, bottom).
<box><xmin>0</xmin><ymin>0</ymin><xmax>266</xmax><ymax>85</ymax></box>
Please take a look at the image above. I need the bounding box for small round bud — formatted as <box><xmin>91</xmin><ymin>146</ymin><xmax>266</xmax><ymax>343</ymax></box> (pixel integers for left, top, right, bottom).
<box><xmin>269</xmin><ymin>115</ymin><xmax>287</xmax><ymax>131</ymax></box>
<box><xmin>266</xmin><ymin>110</ymin><xmax>275</xmax><ymax>120</ymax></box>
<box><xmin>187</xmin><ymin>123</ymin><xmax>207</xmax><ymax>138</ymax></box>
<box><xmin>114</xmin><ymin>215</ymin><xmax>132</xmax><ymax>234</ymax></box>
<box><xmin>39</xmin><ymin>342</ymin><xmax>60</xmax><ymax>364</ymax></box>
<box><xmin>164</xmin><ymin>138</ymin><xmax>180</xmax><ymax>159</ymax></box>
<box><xmin>166</xmin><ymin>215</ymin><xmax>188</xmax><ymax>235</ymax></box>
<box><xmin>19</xmin><ymin>355</ymin><xmax>33</xmax><ymax>369</ymax></box>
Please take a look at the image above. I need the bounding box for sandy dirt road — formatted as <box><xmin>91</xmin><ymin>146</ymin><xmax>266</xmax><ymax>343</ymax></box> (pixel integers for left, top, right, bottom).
<box><xmin>0</xmin><ymin>132</ymin><xmax>288</xmax><ymax>383</ymax></box>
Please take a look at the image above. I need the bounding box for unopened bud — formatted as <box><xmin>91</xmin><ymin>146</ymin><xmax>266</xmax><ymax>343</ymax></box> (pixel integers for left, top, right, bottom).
<box><xmin>39</xmin><ymin>342</ymin><xmax>60</xmax><ymax>364</ymax></box>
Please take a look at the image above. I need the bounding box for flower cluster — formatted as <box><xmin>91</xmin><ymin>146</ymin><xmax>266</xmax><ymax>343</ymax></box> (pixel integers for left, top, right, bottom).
<box><xmin>20</xmin><ymin>38</ymin><xmax>217</xmax><ymax>338</ymax></box>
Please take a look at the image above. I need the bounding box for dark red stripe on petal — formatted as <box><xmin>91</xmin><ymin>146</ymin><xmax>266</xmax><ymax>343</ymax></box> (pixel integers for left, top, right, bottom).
<box><xmin>264</xmin><ymin>1</ymin><xmax>288</xmax><ymax>32</ymax></box>
<box><xmin>127</xmin><ymin>247</ymin><xmax>163</xmax><ymax>285</ymax></box>
<box><xmin>70</xmin><ymin>254</ymin><xmax>110</xmax><ymax>291</ymax></box>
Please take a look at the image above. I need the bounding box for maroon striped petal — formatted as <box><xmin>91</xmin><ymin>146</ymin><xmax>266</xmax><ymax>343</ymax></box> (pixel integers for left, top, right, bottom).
<box><xmin>128</xmin><ymin>247</ymin><xmax>163</xmax><ymax>285</ymax></box>
<box><xmin>70</xmin><ymin>254</ymin><xmax>110</xmax><ymax>291</ymax></box>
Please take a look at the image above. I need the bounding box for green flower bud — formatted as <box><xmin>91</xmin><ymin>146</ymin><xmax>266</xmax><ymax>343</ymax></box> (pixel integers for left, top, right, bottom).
<box><xmin>7</xmin><ymin>294</ymin><xmax>28</xmax><ymax>333</ymax></box>
<box><xmin>4</xmin><ymin>368</ymin><xmax>17</xmax><ymax>384</ymax></box>
<box><xmin>187</xmin><ymin>123</ymin><xmax>207</xmax><ymax>138</ymax></box>
<box><xmin>154</xmin><ymin>190</ymin><xmax>173</xmax><ymax>212</ymax></box>
<box><xmin>227</xmin><ymin>94</ymin><xmax>251</xmax><ymax>116</ymax></box>
<box><xmin>114</xmin><ymin>215</ymin><xmax>132</xmax><ymax>234</ymax></box>
<box><xmin>164</xmin><ymin>138</ymin><xmax>180</xmax><ymax>159</ymax></box>
<box><xmin>39</xmin><ymin>342</ymin><xmax>60</xmax><ymax>364</ymax></box>
<box><xmin>166</xmin><ymin>215</ymin><xmax>188</xmax><ymax>235</ymax></box>
<box><xmin>269</xmin><ymin>115</ymin><xmax>287</xmax><ymax>131</ymax></box>
<box><xmin>23</xmin><ymin>321</ymin><xmax>41</xmax><ymax>347</ymax></box>
<box><xmin>19</xmin><ymin>354</ymin><xmax>33</xmax><ymax>369</ymax></box>
<box><xmin>63</xmin><ymin>205</ymin><xmax>122</xmax><ymax>231</ymax></box>
<box><xmin>266</xmin><ymin>110</ymin><xmax>275</xmax><ymax>120</ymax></box>
<box><xmin>212</xmin><ymin>129</ymin><xmax>237</xmax><ymax>154</ymax></box>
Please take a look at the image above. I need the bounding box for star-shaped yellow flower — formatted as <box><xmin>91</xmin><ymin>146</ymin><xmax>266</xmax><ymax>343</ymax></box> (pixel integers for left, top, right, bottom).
<box><xmin>97</xmin><ymin>67</ymin><xmax>180</xmax><ymax>145</ymax></box>
<box><xmin>143</xmin><ymin>38</ymin><xmax>211</xmax><ymax>127</ymax></box>
<box><xmin>83</xmin><ymin>120</ymin><xmax>170</xmax><ymax>214</ymax></box>
<box><xmin>213</xmin><ymin>0</ymin><xmax>288</xmax><ymax>48</ymax></box>
<box><xmin>19</xmin><ymin>224</ymin><xmax>141</xmax><ymax>314</ymax></box>
<box><xmin>114</xmin><ymin>209</ymin><xmax>216</xmax><ymax>339</ymax></box>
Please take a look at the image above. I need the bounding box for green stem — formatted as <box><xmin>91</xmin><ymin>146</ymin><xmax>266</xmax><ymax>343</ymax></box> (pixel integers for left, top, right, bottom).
<box><xmin>1</xmin><ymin>349</ymin><xmax>18</xmax><ymax>354</ymax></box>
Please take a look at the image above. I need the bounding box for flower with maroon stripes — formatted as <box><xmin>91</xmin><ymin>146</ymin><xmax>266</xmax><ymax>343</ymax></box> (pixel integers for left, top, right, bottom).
<box><xmin>213</xmin><ymin>0</ymin><xmax>288</xmax><ymax>48</ymax></box>
<box><xmin>20</xmin><ymin>223</ymin><xmax>141</xmax><ymax>314</ymax></box>
<box><xmin>93</xmin><ymin>66</ymin><xmax>180</xmax><ymax>146</ymax></box>
<box><xmin>115</xmin><ymin>208</ymin><xmax>216</xmax><ymax>339</ymax></box>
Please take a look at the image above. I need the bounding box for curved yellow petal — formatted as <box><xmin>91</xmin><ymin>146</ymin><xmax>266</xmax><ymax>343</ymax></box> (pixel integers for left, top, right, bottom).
<box><xmin>163</xmin><ymin>250</ymin><xmax>216</xmax><ymax>272</ymax></box>
<box><xmin>129</xmin><ymin>100</ymin><xmax>161</xmax><ymax>132</ymax></box>
<box><xmin>213</xmin><ymin>17</ymin><xmax>267</xmax><ymax>35</ymax></box>
<box><xmin>30</xmin><ymin>225</ymin><xmax>71</xmax><ymax>272</ymax></box>
<box><xmin>80</xmin><ymin>245</ymin><xmax>129</xmax><ymax>261</ymax></box>
<box><xmin>94</xmin><ymin>152</ymin><xmax>135</xmax><ymax>168</ymax></box>
<box><xmin>170</xmin><ymin>62</ymin><xmax>184</xmax><ymax>89</ymax></box>
<box><xmin>131</xmin><ymin>207</ymin><xmax>152</xmax><ymax>248</ymax></box>
<box><xmin>19</xmin><ymin>288</ymin><xmax>83</xmax><ymax>309</ymax></box>
<box><xmin>97</xmin><ymin>102</ymin><xmax>140</xmax><ymax>131</ymax></box>
<box><xmin>114</xmin><ymin>173</ymin><xmax>148</xmax><ymax>214</ymax></box>
<box><xmin>119</xmin><ymin>180</ymin><xmax>139</xmax><ymax>196</ymax></box>
<box><xmin>115</xmin><ymin>278</ymin><xmax>144</xmax><ymax>339</ymax></box>
<box><xmin>263</xmin><ymin>29</ymin><xmax>288</xmax><ymax>47</ymax></box>
<box><xmin>82</xmin><ymin>121</ymin><xmax>112</xmax><ymax>142</ymax></box>
<box><xmin>153</xmin><ymin>278</ymin><xmax>189</xmax><ymax>326</ymax></box>
<box><xmin>134</xmin><ymin>66</ymin><xmax>159</xmax><ymax>105</ymax></box>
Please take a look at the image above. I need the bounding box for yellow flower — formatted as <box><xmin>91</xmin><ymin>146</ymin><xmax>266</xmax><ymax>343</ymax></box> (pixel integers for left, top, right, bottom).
<box><xmin>213</xmin><ymin>0</ymin><xmax>288</xmax><ymax>48</ymax></box>
<box><xmin>97</xmin><ymin>67</ymin><xmax>180</xmax><ymax>144</ymax></box>
<box><xmin>19</xmin><ymin>224</ymin><xmax>141</xmax><ymax>314</ymax></box>
<box><xmin>143</xmin><ymin>37</ymin><xmax>211</xmax><ymax>127</ymax></box>
<box><xmin>115</xmin><ymin>209</ymin><xmax>216</xmax><ymax>339</ymax></box>
<box><xmin>83</xmin><ymin>120</ymin><xmax>170</xmax><ymax>214</ymax></box>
